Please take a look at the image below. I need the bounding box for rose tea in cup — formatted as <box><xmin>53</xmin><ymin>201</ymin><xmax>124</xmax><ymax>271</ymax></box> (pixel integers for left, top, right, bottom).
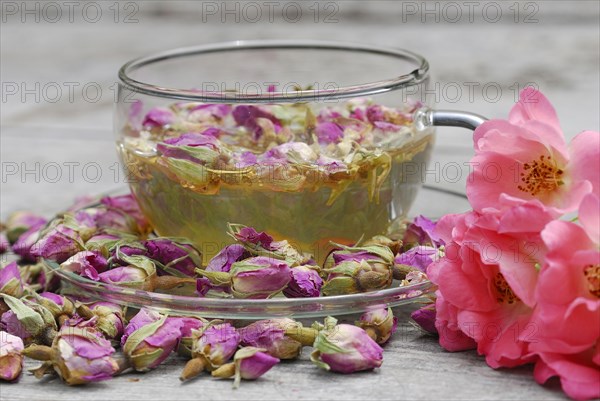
<box><xmin>115</xmin><ymin>41</ymin><xmax>435</xmax><ymax>263</ymax></box>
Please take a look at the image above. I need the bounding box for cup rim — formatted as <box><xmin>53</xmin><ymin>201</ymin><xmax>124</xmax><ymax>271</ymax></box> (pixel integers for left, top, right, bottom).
<box><xmin>118</xmin><ymin>40</ymin><xmax>429</xmax><ymax>103</ymax></box>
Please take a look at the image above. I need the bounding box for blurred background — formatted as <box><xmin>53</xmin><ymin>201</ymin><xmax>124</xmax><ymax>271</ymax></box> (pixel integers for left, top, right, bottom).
<box><xmin>1</xmin><ymin>0</ymin><xmax>599</xmax><ymax>217</ymax></box>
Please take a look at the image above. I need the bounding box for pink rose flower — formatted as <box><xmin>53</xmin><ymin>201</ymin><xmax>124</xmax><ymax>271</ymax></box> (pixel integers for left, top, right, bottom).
<box><xmin>467</xmin><ymin>87</ymin><xmax>599</xmax><ymax>216</ymax></box>
<box><xmin>528</xmin><ymin>194</ymin><xmax>600</xmax><ymax>400</ymax></box>
<box><xmin>429</xmin><ymin>203</ymin><xmax>552</xmax><ymax>368</ymax></box>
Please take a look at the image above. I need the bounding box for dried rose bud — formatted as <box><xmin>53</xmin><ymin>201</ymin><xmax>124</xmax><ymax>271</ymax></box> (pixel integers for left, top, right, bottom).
<box><xmin>394</xmin><ymin>246</ymin><xmax>441</xmax><ymax>278</ymax></box>
<box><xmin>142</xmin><ymin>106</ymin><xmax>176</xmax><ymax>129</ymax></box>
<box><xmin>186</xmin><ymin>104</ymin><xmax>231</xmax><ymax>123</ymax></box>
<box><xmin>110</xmin><ymin>242</ymin><xmax>147</xmax><ymax>263</ymax></box>
<box><xmin>23</xmin><ymin>326</ymin><xmax>119</xmax><ymax>385</ymax></box>
<box><xmin>0</xmin><ymin>331</ymin><xmax>24</xmax><ymax>381</ymax></box>
<box><xmin>228</xmin><ymin>224</ymin><xmax>309</xmax><ymax>266</ymax></box>
<box><xmin>263</xmin><ymin>142</ymin><xmax>317</xmax><ymax>164</ymax></box>
<box><xmin>322</xmin><ymin>244</ymin><xmax>394</xmax><ymax>295</ymax></box>
<box><xmin>5</xmin><ymin>212</ymin><xmax>47</xmax><ymax>244</ymax></box>
<box><xmin>410</xmin><ymin>304</ymin><xmax>437</xmax><ymax>334</ymax></box>
<box><xmin>142</xmin><ymin>238</ymin><xmax>202</xmax><ymax>277</ymax></box>
<box><xmin>122</xmin><ymin>308</ymin><xmax>183</xmax><ymax>372</ymax></box>
<box><xmin>311</xmin><ymin>316</ymin><xmax>383</xmax><ymax>373</ymax></box>
<box><xmin>232</xmin><ymin>105</ymin><xmax>281</xmax><ymax>139</ymax></box>
<box><xmin>85</xmin><ymin>233</ymin><xmax>132</xmax><ymax>252</ymax></box>
<box><xmin>211</xmin><ymin>346</ymin><xmax>279</xmax><ymax>388</ymax></box>
<box><xmin>33</xmin><ymin>292</ymin><xmax>75</xmax><ymax>326</ymax></box>
<box><xmin>283</xmin><ymin>265</ymin><xmax>323</xmax><ymax>298</ymax></box>
<box><xmin>356</xmin><ymin>307</ymin><xmax>398</xmax><ymax>345</ymax></box>
<box><xmin>79</xmin><ymin>207</ymin><xmax>132</xmax><ymax>235</ymax></box>
<box><xmin>0</xmin><ymin>262</ymin><xmax>24</xmax><ymax>297</ymax></box>
<box><xmin>316</xmin><ymin>122</ymin><xmax>344</xmax><ymax>145</ymax></box>
<box><xmin>362</xmin><ymin>235</ymin><xmax>402</xmax><ymax>255</ymax></box>
<box><xmin>180</xmin><ymin>322</ymin><xmax>240</xmax><ymax>381</ymax></box>
<box><xmin>401</xmin><ymin>270</ymin><xmax>429</xmax><ymax>288</ymax></box>
<box><xmin>0</xmin><ymin>232</ymin><xmax>9</xmax><ymax>255</ymax></box>
<box><xmin>60</xmin><ymin>250</ymin><xmax>108</xmax><ymax>281</ymax></box>
<box><xmin>175</xmin><ymin>316</ymin><xmax>206</xmax><ymax>357</ymax></box>
<box><xmin>100</xmin><ymin>253</ymin><xmax>196</xmax><ymax>292</ymax></box>
<box><xmin>31</xmin><ymin>223</ymin><xmax>84</xmax><ymax>263</ymax></box>
<box><xmin>206</xmin><ymin>244</ymin><xmax>249</xmax><ymax>273</ymax></box>
<box><xmin>100</xmin><ymin>194</ymin><xmax>151</xmax><ymax>235</ymax></box>
<box><xmin>97</xmin><ymin>265</ymin><xmax>151</xmax><ymax>288</ymax></box>
<box><xmin>12</xmin><ymin>227</ymin><xmax>43</xmax><ymax>263</ymax></box>
<box><xmin>70</xmin><ymin>302</ymin><xmax>125</xmax><ymax>341</ymax></box>
<box><xmin>157</xmin><ymin>132</ymin><xmax>221</xmax><ymax>164</ymax></box>
<box><xmin>1</xmin><ymin>294</ymin><xmax>57</xmax><ymax>345</ymax></box>
<box><xmin>239</xmin><ymin>318</ymin><xmax>304</xmax><ymax>359</ymax></box>
<box><xmin>198</xmin><ymin>256</ymin><xmax>291</xmax><ymax>299</ymax></box>
<box><xmin>15</xmin><ymin>262</ymin><xmax>46</xmax><ymax>291</ymax></box>
<box><xmin>403</xmin><ymin>215</ymin><xmax>443</xmax><ymax>249</ymax></box>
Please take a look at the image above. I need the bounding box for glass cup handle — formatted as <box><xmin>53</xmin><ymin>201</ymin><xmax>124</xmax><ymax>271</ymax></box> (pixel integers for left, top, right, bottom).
<box><xmin>414</xmin><ymin>108</ymin><xmax>488</xmax><ymax>131</ymax></box>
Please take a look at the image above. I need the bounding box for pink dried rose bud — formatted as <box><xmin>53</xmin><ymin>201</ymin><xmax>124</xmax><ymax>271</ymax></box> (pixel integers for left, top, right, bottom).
<box><xmin>393</xmin><ymin>245</ymin><xmax>442</xmax><ymax>278</ymax></box>
<box><xmin>356</xmin><ymin>307</ymin><xmax>398</xmax><ymax>345</ymax></box>
<box><xmin>361</xmin><ymin>235</ymin><xmax>402</xmax><ymax>256</ymax></box>
<box><xmin>211</xmin><ymin>346</ymin><xmax>279</xmax><ymax>388</ymax></box>
<box><xmin>23</xmin><ymin>326</ymin><xmax>120</xmax><ymax>385</ymax></box>
<box><xmin>97</xmin><ymin>265</ymin><xmax>151</xmax><ymax>287</ymax></box>
<box><xmin>316</xmin><ymin>122</ymin><xmax>344</xmax><ymax>145</ymax></box>
<box><xmin>60</xmin><ymin>250</ymin><xmax>108</xmax><ymax>281</ymax></box>
<box><xmin>31</xmin><ymin>223</ymin><xmax>84</xmax><ymax>263</ymax></box>
<box><xmin>0</xmin><ymin>331</ymin><xmax>24</xmax><ymax>381</ymax></box>
<box><xmin>283</xmin><ymin>265</ymin><xmax>323</xmax><ymax>298</ymax></box>
<box><xmin>232</xmin><ymin>105</ymin><xmax>281</xmax><ymax>139</ymax></box>
<box><xmin>100</xmin><ymin>253</ymin><xmax>196</xmax><ymax>292</ymax></box>
<box><xmin>84</xmin><ymin>207</ymin><xmax>137</xmax><ymax>235</ymax></box>
<box><xmin>1</xmin><ymin>294</ymin><xmax>58</xmax><ymax>345</ymax></box>
<box><xmin>206</xmin><ymin>244</ymin><xmax>249</xmax><ymax>273</ymax></box>
<box><xmin>33</xmin><ymin>292</ymin><xmax>75</xmax><ymax>325</ymax></box>
<box><xmin>180</xmin><ymin>322</ymin><xmax>240</xmax><ymax>381</ymax></box>
<box><xmin>198</xmin><ymin>256</ymin><xmax>291</xmax><ymax>299</ymax></box>
<box><xmin>84</xmin><ymin>233</ymin><xmax>126</xmax><ymax>252</ymax></box>
<box><xmin>142</xmin><ymin>107</ymin><xmax>176</xmax><ymax>129</ymax></box>
<box><xmin>121</xmin><ymin>308</ymin><xmax>184</xmax><ymax>372</ymax></box>
<box><xmin>186</xmin><ymin>103</ymin><xmax>231</xmax><ymax>123</ymax></box>
<box><xmin>157</xmin><ymin>132</ymin><xmax>221</xmax><ymax>164</ymax></box>
<box><xmin>100</xmin><ymin>194</ymin><xmax>151</xmax><ymax>235</ymax></box>
<box><xmin>410</xmin><ymin>304</ymin><xmax>437</xmax><ymax>335</ymax></box>
<box><xmin>228</xmin><ymin>224</ymin><xmax>309</xmax><ymax>266</ymax></box>
<box><xmin>5</xmin><ymin>211</ymin><xmax>47</xmax><ymax>244</ymax></box>
<box><xmin>239</xmin><ymin>318</ymin><xmax>305</xmax><ymax>360</ymax></box>
<box><xmin>12</xmin><ymin>226</ymin><xmax>43</xmax><ymax>263</ymax></box>
<box><xmin>70</xmin><ymin>302</ymin><xmax>125</xmax><ymax>341</ymax></box>
<box><xmin>311</xmin><ymin>316</ymin><xmax>384</xmax><ymax>374</ymax></box>
<box><xmin>142</xmin><ymin>238</ymin><xmax>202</xmax><ymax>277</ymax></box>
<box><xmin>402</xmin><ymin>215</ymin><xmax>443</xmax><ymax>249</ymax></box>
<box><xmin>14</xmin><ymin>262</ymin><xmax>51</xmax><ymax>291</ymax></box>
<box><xmin>174</xmin><ymin>316</ymin><xmax>206</xmax><ymax>357</ymax></box>
<box><xmin>322</xmin><ymin>244</ymin><xmax>395</xmax><ymax>295</ymax></box>
<box><xmin>0</xmin><ymin>262</ymin><xmax>24</xmax><ymax>297</ymax></box>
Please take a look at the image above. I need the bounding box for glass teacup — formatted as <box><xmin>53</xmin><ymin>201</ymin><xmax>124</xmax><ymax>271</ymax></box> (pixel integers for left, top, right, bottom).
<box><xmin>115</xmin><ymin>40</ymin><xmax>484</xmax><ymax>264</ymax></box>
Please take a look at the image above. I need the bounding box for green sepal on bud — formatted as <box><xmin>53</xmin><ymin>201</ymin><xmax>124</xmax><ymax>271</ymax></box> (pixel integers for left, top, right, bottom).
<box><xmin>321</xmin><ymin>243</ymin><xmax>394</xmax><ymax>296</ymax></box>
<box><xmin>122</xmin><ymin>315</ymin><xmax>168</xmax><ymax>372</ymax></box>
<box><xmin>2</xmin><ymin>294</ymin><xmax>57</xmax><ymax>345</ymax></box>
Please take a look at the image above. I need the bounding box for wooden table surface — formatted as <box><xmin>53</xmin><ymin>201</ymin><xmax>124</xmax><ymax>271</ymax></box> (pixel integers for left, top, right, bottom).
<box><xmin>1</xmin><ymin>2</ymin><xmax>598</xmax><ymax>400</ymax></box>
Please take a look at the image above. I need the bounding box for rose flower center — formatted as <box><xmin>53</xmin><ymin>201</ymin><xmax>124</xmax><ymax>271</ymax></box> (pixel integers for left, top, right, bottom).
<box><xmin>584</xmin><ymin>264</ymin><xmax>600</xmax><ymax>298</ymax></box>
<box><xmin>494</xmin><ymin>272</ymin><xmax>520</xmax><ymax>304</ymax></box>
<box><xmin>517</xmin><ymin>155</ymin><xmax>564</xmax><ymax>196</ymax></box>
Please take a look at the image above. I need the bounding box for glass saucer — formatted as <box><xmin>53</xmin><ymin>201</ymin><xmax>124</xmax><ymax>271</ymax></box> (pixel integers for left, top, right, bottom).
<box><xmin>45</xmin><ymin>185</ymin><xmax>468</xmax><ymax>320</ymax></box>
